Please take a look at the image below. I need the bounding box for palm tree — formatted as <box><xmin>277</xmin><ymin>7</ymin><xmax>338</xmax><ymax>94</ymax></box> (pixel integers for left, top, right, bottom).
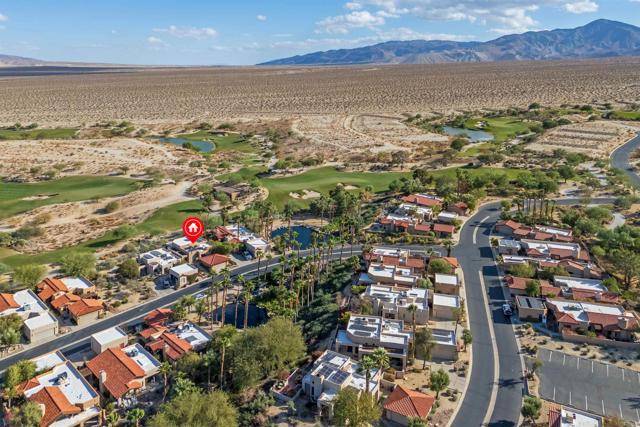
<box><xmin>195</xmin><ymin>299</ymin><xmax>207</xmax><ymax>324</ymax></box>
<box><xmin>159</xmin><ymin>362</ymin><xmax>171</xmax><ymax>402</ymax></box>
<box><xmin>220</xmin><ymin>268</ymin><xmax>231</xmax><ymax>325</ymax></box>
<box><xmin>203</xmin><ymin>349</ymin><xmax>215</xmax><ymax>390</ymax></box>
<box><xmin>407</xmin><ymin>304</ymin><xmax>418</xmax><ymax>361</ymax></box>
<box><xmin>218</xmin><ymin>335</ymin><xmax>231</xmax><ymax>389</ymax></box>
<box><xmin>371</xmin><ymin>348</ymin><xmax>390</xmax><ymax>391</ymax></box>
<box><xmin>359</xmin><ymin>355</ymin><xmax>377</xmax><ymax>396</ymax></box>
<box><xmin>126</xmin><ymin>408</ymin><xmax>144</xmax><ymax>427</ymax></box>
<box><xmin>243</xmin><ymin>281</ymin><xmax>256</xmax><ymax>329</ymax></box>
<box><xmin>235</xmin><ymin>275</ymin><xmax>246</xmax><ymax>328</ymax></box>
<box><xmin>105</xmin><ymin>411</ymin><xmax>119</xmax><ymax>427</ymax></box>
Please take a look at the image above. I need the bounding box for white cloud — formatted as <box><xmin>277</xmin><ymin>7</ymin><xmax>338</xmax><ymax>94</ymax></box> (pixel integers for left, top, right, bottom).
<box><xmin>345</xmin><ymin>2</ymin><xmax>363</xmax><ymax>9</ymax></box>
<box><xmin>316</xmin><ymin>10</ymin><xmax>386</xmax><ymax>34</ymax></box>
<box><xmin>564</xmin><ymin>0</ymin><xmax>599</xmax><ymax>13</ymax></box>
<box><xmin>257</xmin><ymin>14</ymin><xmax>267</xmax><ymax>21</ymax></box>
<box><xmin>153</xmin><ymin>25</ymin><xmax>218</xmax><ymax>40</ymax></box>
<box><xmin>0</xmin><ymin>13</ymin><xmax>8</xmax><ymax>22</ymax></box>
<box><xmin>147</xmin><ymin>36</ymin><xmax>169</xmax><ymax>49</ymax></box>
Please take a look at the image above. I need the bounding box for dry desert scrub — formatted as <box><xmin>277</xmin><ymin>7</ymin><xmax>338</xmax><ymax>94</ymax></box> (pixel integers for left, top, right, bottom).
<box><xmin>0</xmin><ymin>58</ymin><xmax>639</xmax><ymax>125</ymax></box>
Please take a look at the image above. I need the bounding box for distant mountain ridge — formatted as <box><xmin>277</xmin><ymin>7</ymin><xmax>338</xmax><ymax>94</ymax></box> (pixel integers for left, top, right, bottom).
<box><xmin>260</xmin><ymin>19</ymin><xmax>640</xmax><ymax>65</ymax></box>
<box><xmin>0</xmin><ymin>54</ymin><xmax>46</xmax><ymax>67</ymax></box>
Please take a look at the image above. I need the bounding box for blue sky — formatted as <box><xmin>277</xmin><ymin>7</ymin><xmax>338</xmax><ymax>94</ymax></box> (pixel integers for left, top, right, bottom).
<box><xmin>0</xmin><ymin>0</ymin><xmax>638</xmax><ymax>65</ymax></box>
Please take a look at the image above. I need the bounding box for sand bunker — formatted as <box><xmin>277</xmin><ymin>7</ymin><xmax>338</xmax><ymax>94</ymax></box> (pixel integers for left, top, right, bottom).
<box><xmin>289</xmin><ymin>189</ymin><xmax>321</xmax><ymax>199</ymax></box>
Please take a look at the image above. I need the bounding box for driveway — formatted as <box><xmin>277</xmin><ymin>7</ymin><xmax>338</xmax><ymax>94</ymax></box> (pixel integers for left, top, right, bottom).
<box><xmin>534</xmin><ymin>348</ymin><xmax>640</xmax><ymax>423</ymax></box>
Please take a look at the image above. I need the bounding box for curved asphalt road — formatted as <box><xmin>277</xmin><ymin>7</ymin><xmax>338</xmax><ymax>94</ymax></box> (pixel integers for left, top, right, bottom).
<box><xmin>610</xmin><ymin>132</ymin><xmax>640</xmax><ymax>187</ymax></box>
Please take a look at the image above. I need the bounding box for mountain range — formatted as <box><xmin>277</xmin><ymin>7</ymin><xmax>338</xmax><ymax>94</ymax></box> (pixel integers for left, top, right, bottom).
<box><xmin>260</xmin><ymin>19</ymin><xmax>640</xmax><ymax>66</ymax></box>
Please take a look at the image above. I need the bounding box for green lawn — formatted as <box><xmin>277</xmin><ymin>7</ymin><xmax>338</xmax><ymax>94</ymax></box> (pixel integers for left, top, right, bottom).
<box><xmin>609</xmin><ymin>111</ymin><xmax>640</xmax><ymax>121</ymax></box>
<box><xmin>0</xmin><ymin>176</ymin><xmax>140</xmax><ymax>220</ymax></box>
<box><xmin>262</xmin><ymin>167</ymin><xmax>410</xmax><ymax>209</ymax></box>
<box><xmin>463</xmin><ymin>117</ymin><xmax>537</xmax><ymax>142</ymax></box>
<box><xmin>0</xmin><ymin>128</ymin><xmax>77</xmax><ymax>140</ymax></box>
<box><xmin>176</xmin><ymin>131</ymin><xmax>256</xmax><ymax>153</ymax></box>
<box><xmin>0</xmin><ymin>200</ymin><xmax>214</xmax><ymax>268</ymax></box>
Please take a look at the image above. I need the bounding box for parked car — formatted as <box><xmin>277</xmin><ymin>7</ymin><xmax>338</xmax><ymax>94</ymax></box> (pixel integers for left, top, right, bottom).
<box><xmin>502</xmin><ymin>303</ymin><xmax>513</xmax><ymax>317</ymax></box>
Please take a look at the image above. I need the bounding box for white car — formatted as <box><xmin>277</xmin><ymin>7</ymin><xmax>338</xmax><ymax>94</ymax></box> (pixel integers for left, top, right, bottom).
<box><xmin>502</xmin><ymin>303</ymin><xmax>513</xmax><ymax>317</ymax></box>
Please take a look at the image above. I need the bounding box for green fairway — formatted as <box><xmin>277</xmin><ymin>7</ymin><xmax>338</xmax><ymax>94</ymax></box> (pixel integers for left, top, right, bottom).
<box><xmin>261</xmin><ymin>167</ymin><xmax>410</xmax><ymax>209</ymax></box>
<box><xmin>0</xmin><ymin>176</ymin><xmax>140</xmax><ymax>220</ymax></box>
<box><xmin>0</xmin><ymin>128</ymin><xmax>77</xmax><ymax>140</ymax></box>
<box><xmin>0</xmin><ymin>200</ymin><xmax>214</xmax><ymax>268</ymax></box>
<box><xmin>175</xmin><ymin>131</ymin><xmax>256</xmax><ymax>153</ymax></box>
<box><xmin>608</xmin><ymin>111</ymin><xmax>640</xmax><ymax>121</ymax></box>
<box><xmin>464</xmin><ymin>117</ymin><xmax>537</xmax><ymax>142</ymax></box>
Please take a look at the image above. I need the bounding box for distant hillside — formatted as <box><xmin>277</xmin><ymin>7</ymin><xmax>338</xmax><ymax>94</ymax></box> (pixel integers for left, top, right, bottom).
<box><xmin>260</xmin><ymin>19</ymin><xmax>640</xmax><ymax>65</ymax></box>
<box><xmin>0</xmin><ymin>54</ymin><xmax>46</xmax><ymax>67</ymax></box>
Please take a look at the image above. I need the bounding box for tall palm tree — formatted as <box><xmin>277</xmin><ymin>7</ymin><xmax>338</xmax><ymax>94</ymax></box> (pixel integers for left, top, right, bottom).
<box><xmin>243</xmin><ymin>281</ymin><xmax>255</xmax><ymax>329</ymax></box>
<box><xmin>220</xmin><ymin>268</ymin><xmax>231</xmax><ymax>325</ymax></box>
<box><xmin>218</xmin><ymin>335</ymin><xmax>231</xmax><ymax>389</ymax></box>
<box><xmin>235</xmin><ymin>275</ymin><xmax>246</xmax><ymax>328</ymax></box>
<box><xmin>359</xmin><ymin>355</ymin><xmax>377</xmax><ymax>396</ymax></box>
<box><xmin>105</xmin><ymin>411</ymin><xmax>119</xmax><ymax>427</ymax></box>
<box><xmin>407</xmin><ymin>304</ymin><xmax>418</xmax><ymax>361</ymax></box>
<box><xmin>159</xmin><ymin>362</ymin><xmax>171</xmax><ymax>402</ymax></box>
<box><xmin>203</xmin><ymin>349</ymin><xmax>215</xmax><ymax>390</ymax></box>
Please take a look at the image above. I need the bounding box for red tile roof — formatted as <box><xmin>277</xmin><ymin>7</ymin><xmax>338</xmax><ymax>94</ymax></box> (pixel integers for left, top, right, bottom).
<box><xmin>0</xmin><ymin>293</ymin><xmax>19</xmax><ymax>313</ymax></box>
<box><xmin>86</xmin><ymin>347</ymin><xmax>146</xmax><ymax>399</ymax></box>
<box><xmin>383</xmin><ymin>385</ymin><xmax>435</xmax><ymax>419</ymax></box>
<box><xmin>68</xmin><ymin>299</ymin><xmax>103</xmax><ymax>318</ymax></box>
<box><xmin>413</xmin><ymin>223</ymin><xmax>431</xmax><ymax>232</ymax></box>
<box><xmin>200</xmin><ymin>253</ymin><xmax>229</xmax><ymax>268</ymax></box>
<box><xmin>433</xmin><ymin>223</ymin><xmax>454</xmax><ymax>234</ymax></box>
<box><xmin>556</xmin><ymin>313</ymin><xmax>579</xmax><ymax>325</ymax></box>
<box><xmin>29</xmin><ymin>386</ymin><xmax>81</xmax><ymax>427</ymax></box>
<box><xmin>401</xmin><ymin>194</ymin><xmax>442</xmax><ymax>207</ymax></box>
<box><xmin>514</xmin><ymin>227</ymin><xmax>532</xmax><ymax>236</ymax></box>
<box><xmin>549</xmin><ymin>248</ymin><xmax>575</xmax><ymax>259</ymax></box>
<box><xmin>144</xmin><ymin>308</ymin><xmax>173</xmax><ymax>326</ymax></box>
<box><xmin>139</xmin><ymin>325</ymin><xmax>167</xmax><ymax>340</ymax></box>
<box><xmin>533</xmin><ymin>232</ymin><xmax>553</xmax><ymax>241</ymax></box>
<box><xmin>36</xmin><ymin>278</ymin><xmax>69</xmax><ymax>302</ymax></box>
<box><xmin>548</xmin><ymin>407</ymin><xmax>561</xmax><ymax>427</ymax></box>
<box><xmin>50</xmin><ymin>293</ymin><xmax>81</xmax><ymax>311</ymax></box>
<box><xmin>570</xmin><ymin>289</ymin><xmax>620</xmax><ymax>304</ymax></box>
<box><xmin>442</xmin><ymin>257</ymin><xmax>460</xmax><ymax>269</ymax></box>
<box><xmin>498</xmin><ymin>220</ymin><xmax>522</xmax><ymax>231</ymax></box>
<box><xmin>505</xmin><ymin>276</ymin><xmax>559</xmax><ymax>296</ymax></box>
<box><xmin>147</xmin><ymin>332</ymin><xmax>193</xmax><ymax>361</ymax></box>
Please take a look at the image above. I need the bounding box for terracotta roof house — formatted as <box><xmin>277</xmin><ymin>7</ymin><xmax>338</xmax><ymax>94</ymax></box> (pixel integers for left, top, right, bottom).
<box><xmin>504</xmin><ymin>276</ymin><xmax>560</xmax><ymax>298</ymax></box>
<box><xmin>383</xmin><ymin>385</ymin><xmax>435</xmax><ymax>426</ymax></box>
<box><xmin>0</xmin><ymin>293</ymin><xmax>19</xmax><ymax>312</ymax></box>
<box><xmin>86</xmin><ymin>344</ymin><xmax>160</xmax><ymax>401</ymax></box>
<box><xmin>401</xmin><ymin>194</ymin><xmax>443</xmax><ymax>207</ymax></box>
<box><xmin>433</xmin><ymin>223</ymin><xmax>455</xmax><ymax>237</ymax></box>
<box><xmin>20</xmin><ymin>352</ymin><xmax>101</xmax><ymax>427</ymax></box>
<box><xmin>448</xmin><ymin>201</ymin><xmax>469</xmax><ymax>216</ymax></box>
<box><xmin>50</xmin><ymin>293</ymin><xmax>81</xmax><ymax>312</ymax></box>
<box><xmin>144</xmin><ymin>308</ymin><xmax>173</xmax><ymax>327</ymax></box>
<box><xmin>36</xmin><ymin>278</ymin><xmax>68</xmax><ymax>302</ymax></box>
<box><xmin>495</xmin><ymin>220</ymin><xmax>523</xmax><ymax>235</ymax></box>
<box><xmin>146</xmin><ymin>332</ymin><xmax>192</xmax><ymax>361</ymax></box>
<box><xmin>142</xmin><ymin>321</ymin><xmax>211</xmax><ymax>362</ymax></box>
<box><xmin>67</xmin><ymin>299</ymin><xmax>104</xmax><ymax>326</ymax></box>
<box><xmin>199</xmin><ymin>253</ymin><xmax>230</xmax><ymax>270</ymax></box>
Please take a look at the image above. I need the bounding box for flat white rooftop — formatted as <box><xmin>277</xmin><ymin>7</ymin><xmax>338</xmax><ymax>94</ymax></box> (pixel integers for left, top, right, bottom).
<box><xmin>537</xmin><ymin>225</ymin><xmax>572</xmax><ymax>237</ymax></box>
<box><xmin>438</xmin><ymin>211</ymin><xmax>458</xmax><ymax>219</ymax></box>
<box><xmin>435</xmin><ymin>273</ymin><xmax>458</xmax><ymax>286</ymax></box>
<box><xmin>559</xmin><ymin>407</ymin><xmax>602</xmax><ymax>427</ymax></box>
<box><xmin>32</xmin><ymin>351</ymin><xmax>65</xmax><ymax>372</ymax></box>
<box><xmin>170</xmin><ymin>263</ymin><xmax>198</xmax><ymax>276</ymax></box>
<box><xmin>553</xmin><ymin>276</ymin><xmax>606</xmax><ymax>292</ymax></box>
<box><xmin>173</xmin><ymin>322</ymin><xmax>211</xmax><ymax>349</ymax></box>
<box><xmin>123</xmin><ymin>344</ymin><xmax>160</xmax><ymax>375</ymax></box>
<box><xmin>547</xmin><ymin>299</ymin><xmax>628</xmax><ymax>321</ymax></box>
<box><xmin>91</xmin><ymin>326</ymin><xmax>127</xmax><ymax>346</ymax></box>
<box><xmin>2</xmin><ymin>289</ymin><xmax>58</xmax><ymax>331</ymax></box>
<box><xmin>431</xmin><ymin>328</ymin><xmax>456</xmax><ymax>346</ymax></box>
<box><xmin>60</xmin><ymin>277</ymin><xmax>93</xmax><ymax>290</ymax></box>
<box><xmin>433</xmin><ymin>293</ymin><xmax>460</xmax><ymax>308</ymax></box>
<box><xmin>24</xmin><ymin>361</ymin><xmax>98</xmax><ymax>404</ymax></box>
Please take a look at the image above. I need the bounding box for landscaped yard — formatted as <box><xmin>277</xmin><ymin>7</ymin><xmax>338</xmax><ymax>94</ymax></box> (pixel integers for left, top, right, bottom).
<box><xmin>0</xmin><ymin>176</ymin><xmax>140</xmax><ymax>220</ymax></box>
<box><xmin>0</xmin><ymin>200</ymin><xmax>214</xmax><ymax>268</ymax></box>
<box><xmin>0</xmin><ymin>127</ymin><xmax>78</xmax><ymax>140</ymax></box>
<box><xmin>463</xmin><ymin>117</ymin><xmax>538</xmax><ymax>142</ymax></box>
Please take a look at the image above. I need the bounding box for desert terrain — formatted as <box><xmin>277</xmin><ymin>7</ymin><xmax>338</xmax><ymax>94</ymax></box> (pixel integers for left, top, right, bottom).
<box><xmin>0</xmin><ymin>58</ymin><xmax>639</xmax><ymax>125</ymax></box>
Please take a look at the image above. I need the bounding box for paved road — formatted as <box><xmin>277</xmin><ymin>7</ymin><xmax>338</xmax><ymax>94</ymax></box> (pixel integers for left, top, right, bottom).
<box><xmin>0</xmin><ymin>248</ymin><xmax>360</xmax><ymax>372</ymax></box>
<box><xmin>535</xmin><ymin>348</ymin><xmax>640</xmax><ymax>423</ymax></box>
<box><xmin>610</xmin><ymin>132</ymin><xmax>640</xmax><ymax>187</ymax></box>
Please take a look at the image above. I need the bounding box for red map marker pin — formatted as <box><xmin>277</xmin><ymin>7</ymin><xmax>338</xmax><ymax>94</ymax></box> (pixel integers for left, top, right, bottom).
<box><xmin>182</xmin><ymin>217</ymin><xmax>204</xmax><ymax>244</ymax></box>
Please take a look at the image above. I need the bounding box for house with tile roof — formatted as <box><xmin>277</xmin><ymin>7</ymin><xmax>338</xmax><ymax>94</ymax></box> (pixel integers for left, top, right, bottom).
<box><xmin>19</xmin><ymin>352</ymin><xmax>100</xmax><ymax>427</ymax></box>
<box><xmin>86</xmin><ymin>343</ymin><xmax>160</xmax><ymax>402</ymax></box>
<box><xmin>67</xmin><ymin>299</ymin><xmax>104</xmax><ymax>326</ymax></box>
<box><xmin>401</xmin><ymin>193</ymin><xmax>443</xmax><ymax>208</ymax></box>
<box><xmin>144</xmin><ymin>308</ymin><xmax>173</xmax><ymax>327</ymax></box>
<box><xmin>140</xmin><ymin>321</ymin><xmax>211</xmax><ymax>362</ymax></box>
<box><xmin>383</xmin><ymin>384</ymin><xmax>435</xmax><ymax>426</ymax></box>
<box><xmin>0</xmin><ymin>290</ymin><xmax>58</xmax><ymax>343</ymax></box>
<box><xmin>545</xmin><ymin>299</ymin><xmax>639</xmax><ymax>342</ymax></box>
<box><xmin>199</xmin><ymin>253</ymin><xmax>230</xmax><ymax>271</ymax></box>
